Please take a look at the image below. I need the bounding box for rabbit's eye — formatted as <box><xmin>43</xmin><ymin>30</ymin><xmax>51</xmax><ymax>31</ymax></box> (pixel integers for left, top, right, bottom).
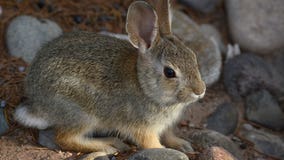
<box><xmin>164</xmin><ymin>67</ymin><xmax>176</xmax><ymax>78</ymax></box>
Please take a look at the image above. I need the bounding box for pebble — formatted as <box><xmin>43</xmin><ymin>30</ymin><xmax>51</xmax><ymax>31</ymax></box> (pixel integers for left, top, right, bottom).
<box><xmin>0</xmin><ymin>5</ymin><xmax>2</xmax><ymax>16</ymax></box>
<box><xmin>0</xmin><ymin>108</ymin><xmax>9</xmax><ymax>135</ymax></box>
<box><xmin>206</xmin><ymin>102</ymin><xmax>239</xmax><ymax>135</ymax></box>
<box><xmin>128</xmin><ymin>148</ymin><xmax>189</xmax><ymax>160</ymax></box>
<box><xmin>185</xmin><ymin>129</ymin><xmax>242</xmax><ymax>159</ymax></box>
<box><xmin>172</xmin><ymin>10</ymin><xmax>222</xmax><ymax>87</ymax></box>
<box><xmin>6</xmin><ymin>15</ymin><xmax>62</xmax><ymax>63</ymax></box>
<box><xmin>223</xmin><ymin>54</ymin><xmax>284</xmax><ymax>101</ymax></box>
<box><xmin>240</xmin><ymin>124</ymin><xmax>284</xmax><ymax>159</ymax></box>
<box><xmin>226</xmin><ymin>0</ymin><xmax>284</xmax><ymax>54</ymax></box>
<box><xmin>199</xmin><ymin>146</ymin><xmax>238</xmax><ymax>160</ymax></box>
<box><xmin>245</xmin><ymin>89</ymin><xmax>284</xmax><ymax>131</ymax></box>
<box><xmin>38</xmin><ymin>129</ymin><xmax>60</xmax><ymax>150</ymax></box>
<box><xmin>178</xmin><ymin>0</ymin><xmax>221</xmax><ymax>13</ymax></box>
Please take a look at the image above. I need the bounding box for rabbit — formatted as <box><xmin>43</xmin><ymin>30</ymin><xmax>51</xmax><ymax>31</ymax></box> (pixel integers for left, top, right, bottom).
<box><xmin>14</xmin><ymin>0</ymin><xmax>206</xmax><ymax>154</ymax></box>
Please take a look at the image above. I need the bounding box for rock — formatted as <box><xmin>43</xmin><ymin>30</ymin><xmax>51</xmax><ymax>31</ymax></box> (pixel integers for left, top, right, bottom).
<box><xmin>245</xmin><ymin>90</ymin><xmax>284</xmax><ymax>131</ymax></box>
<box><xmin>178</xmin><ymin>0</ymin><xmax>221</xmax><ymax>13</ymax></box>
<box><xmin>200</xmin><ymin>24</ymin><xmax>226</xmax><ymax>53</ymax></box>
<box><xmin>226</xmin><ymin>0</ymin><xmax>284</xmax><ymax>54</ymax></box>
<box><xmin>78</xmin><ymin>152</ymin><xmax>110</xmax><ymax>160</ymax></box>
<box><xmin>240</xmin><ymin>124</ymin><xmax>284</xmax><ymax>159</ymax></box>
<box><xmin>182</xmin><ymin>129</ymin><xmax>242</xmax><ymax>159</ymax></box>
<box><xmin>6</xmin><ymin>15</ymin><xmax>62</xmax><ymax>63</ymax></box>
<box><xmin>206</xmin><ymin>102</ymin><xmax>239</xmax><ymax>135</ymax></box>
<box><xmin>0</xmin><ymin>108</ymin><xmax>9</xmax><ymax>135</ymax></box>
<box><xmin>199</xmin><ymin>146</ymin><xmax>238</xmax><ymax>160</ymax></box>
<box><xmin>172</xmin><ymin>10</ymin><xmax>222</xmax><ymax>87</ymax></box>
<box><xmin>38</xmin><ymin>129</ymin><xmax>60</xmax><ymax>150</ymax></box>
<box><xmin>223</xmin><ymin>54</ymin><xmax>284</xmax><ymax>101</ymax></box>
<box><xmin>128</xmin><ymin>148</ymin><xmax>189</xmax><ymax>160</ymax></box>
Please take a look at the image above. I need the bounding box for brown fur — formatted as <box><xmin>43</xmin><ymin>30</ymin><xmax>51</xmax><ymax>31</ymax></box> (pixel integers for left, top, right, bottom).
<box><xmin>14</xmin><ymin>0</ymin><xmax>205</xmax><ymax>154</ymax></box>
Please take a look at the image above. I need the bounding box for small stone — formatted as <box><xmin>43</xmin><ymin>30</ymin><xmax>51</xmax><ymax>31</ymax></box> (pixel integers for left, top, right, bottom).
<box><xmin>199</xmin><ymin>146</ymin><xmax>238</xmax><ymax>160</ymax></box>
<box><xmin>245</xmin><ymin>90</ymin><xmax>284</xmax><ymax>131</ymax></box>
<box><xmin>0</xmin><ymin>108</ymin><xmax>9</xmax><ymax>135</ymax></box>
<box><xmin>128</xmin><ymin>148</ymin><xmax>189</xmax><ymax>160</ymax></box>
<box><xmin>6</xmin><ymin>15</ymin><xmax>62</xmax><ymax>63</ymax></box>
<box><xmin>18</xmin><ymin>66</ymin><xmax>25</xmax><ymax>72</ymax></box>
<box><xmin>38</xmin><ymin>129</ymin><xmax>60</xmax><ymax>150</ymax></box>
<box><xmin>172</xmin><ymin>10</ymin><xmax>222</xmax><ymax>87</ymax></box>
<box><xmin>223</xmin><ymin>54</ymin><xmax>284</xmax><ymax>101</ymax></box>
<box><xmin>0</xmin><ymin>100</ymin><xmax>6</xmax><ymax>108</ymax></box>
<box><xmin>0</xmin><ymin>5</ymin><xmax>2</xmax><ymax>16</ymax></box>
<box><xmin>184</xmin><ymin>129</ymin><xmax>242</xmax><ymax>159</ymax></box>
<box><xmin>37</xmin><ymin>0</ymin><xmax>45</xmax><ymax>9</ymax></box>
<box><xmin>226</xmin><ymin>0</ymin><xmax>284</xmax><ymax>54</ymax></box>
<box><xmin>73</xmin><ymin>15</ymin><xmax>83</xmax><ymax>24</ymax></box>
<box><xmin>178</xmin><ymin>0</ymin><xmax>221</xmax><ymax>13</ymax></box>
<box><xmin>206</xmin><ymin>102</ymin><xmax>239</xmax><ymax>135</ymax></box>
<box><xmin>240</xmin><ymin>124</ymin><xmax>284</xmax><ymax>159</ymax></box>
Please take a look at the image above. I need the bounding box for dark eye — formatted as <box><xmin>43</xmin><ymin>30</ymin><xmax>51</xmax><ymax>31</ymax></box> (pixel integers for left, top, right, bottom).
<box><xmin>164</xmin><ymin>67</ymin><xmax>176</xmax><ymax>78</ymax></box>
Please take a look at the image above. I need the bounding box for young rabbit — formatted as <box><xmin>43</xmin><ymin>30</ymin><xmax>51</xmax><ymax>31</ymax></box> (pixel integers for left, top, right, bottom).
<box><xmin>14</xmin><ymin>0</ymin><xmax>206</xmax><ymax>154</ymax></box>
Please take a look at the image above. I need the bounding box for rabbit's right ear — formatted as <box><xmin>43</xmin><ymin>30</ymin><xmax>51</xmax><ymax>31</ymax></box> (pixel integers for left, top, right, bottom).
<box><xmin>126</xmin><ymin>1</ymin><xmax>159</xmax><ymax>53</ymax></box>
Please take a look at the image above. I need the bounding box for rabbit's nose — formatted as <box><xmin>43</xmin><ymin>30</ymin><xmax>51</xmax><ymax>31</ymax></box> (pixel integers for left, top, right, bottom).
<box><xmin>192</xmin><ymin>81</ymin><xmax>206</xmax><ymax>97</ymax></box>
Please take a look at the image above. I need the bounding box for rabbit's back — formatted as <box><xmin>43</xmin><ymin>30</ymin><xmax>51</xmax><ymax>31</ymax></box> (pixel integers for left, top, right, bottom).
<box><xmin>25</xmin><ymin>32</ymin><xmax>139</xmax><ymax>109</ymax></box>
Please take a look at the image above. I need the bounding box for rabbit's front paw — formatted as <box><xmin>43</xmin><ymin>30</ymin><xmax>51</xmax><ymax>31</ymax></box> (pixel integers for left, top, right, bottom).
<box><xmin>162</xmin><ymin>131</ymin><xmax>194</xmax><ymax>153</ymax></box>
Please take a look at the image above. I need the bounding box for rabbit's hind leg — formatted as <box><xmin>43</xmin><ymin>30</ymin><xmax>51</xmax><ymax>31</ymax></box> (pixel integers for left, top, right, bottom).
<box><xmin>55</xmin><ymin>126</ymin><xmax>130</xmax><ymax>154</ymax></box>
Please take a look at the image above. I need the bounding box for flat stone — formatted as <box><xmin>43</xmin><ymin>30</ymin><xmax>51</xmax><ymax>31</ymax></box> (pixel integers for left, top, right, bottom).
<box><xmin>128</xmin><ymin>148</ymin><xmax>189</xmax><ymax>160</ymax></box>
<box><xmin>226</xmin><ymin>0</ymin><xmax>284</xmax><ymax>54</ymax></box>
<box><xmin>0</xmin><ymin>108</ymin><xmax>9</xmax><ymax>135</ymax></box>
<box><xmin>206</xmin><ymin>102</ymin><xmax>239</xmax><ymax>135</ymax></box>
<box><xmin>240</xmin><ymin>124</ymin><xmax>284</xmax><ymax>159</ymax></box>
<box><xmin>199</xmin><ymin>146</ymin><xmax>238</xmax><ymax>160</ymax></box>
<box><xmin>223</xmin><ymin>54</ymin><xmax>284</xmax><ymax>101</ymax></box>
<box><xmin>38</xmin><ymin>129</ymin><xmax>60</xmax><ymax>150</ymax></box>
<box><xmin>6</xmin><ymin>15</ymin><xmax>62</xmax><ymax>63</ymax></box>
<box><xmin>172</xmin><ymin>10</ymin><xmax>222</xmax><ymax>87</ymax></box>
<box><xmin>245</xmin><ymin>90</ymin><xmax>284</xmax><ymax>131</ymax></box>
<box><xmin>182</xmin><ymin>129</ymin><xmax>243</xmax><ymax>159</ymax></box>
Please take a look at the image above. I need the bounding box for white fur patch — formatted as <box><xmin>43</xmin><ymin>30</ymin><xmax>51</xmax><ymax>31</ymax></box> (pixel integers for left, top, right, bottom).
<box><xmin>14</xmin><ymin>106</ymin><xmax>49</xmax><ymax>129</ymax></box>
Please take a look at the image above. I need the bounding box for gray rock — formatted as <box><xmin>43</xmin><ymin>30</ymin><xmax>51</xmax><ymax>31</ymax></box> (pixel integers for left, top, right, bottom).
<box><xmin>172</xmin><ymin>10</ymin><xmax>222</xmax><ymax>87</ymax></box>
<box><xmin>183</xmin><ymin>129</ymin><xmax>242</xmax><ymax>159</ymax></box>
<box><xmin>206</xmin><ymin>102</ymin><xmax>239</xmax><ymax>135</ymax></box>
<box><xmin>245</xmin><ymin>90</ymin><xmax>284</xmax><ymax>131</ymax></box>
<box><xmin>223</xmin><ymin>54</ymin><xmax>284</xmax><ymax>101</ymax></box>
<box><xmin>0</xmin><ymin>108</ymin><xmax>9</xmax><ymax>135</ymax></box>
<box><xmin>178</xmin><ymin>0</ymin><xmax>221</xmax><ymax>13</ymax></box>
<box><xmin>128</xmin><ymin>148</ymin><xmax>189</xmax><ymax>160</ymax></box>
<box><xmin>199</xmin><ymin>146</ymin><xmax>238</xmax><ymax>160</ymax></box>
<box><xmin>226</xmin><ymin>0</ymin><xmax>284</xmax><ymax>54</ymax></box>
<box><xmin>6</xmin><ymin>15</ymin><xmax>62</xmax><ymax>63</ymax></box>
<box><xmin>200</xmin><ymin>24</ymin><xmax>226</xmax><ymax>53</ymax></box>
<box><xmin>38</xmin><ymin>129</ymin><xmax>60</xmax><ymax>150</ymax></box>
<box><xmin>240</xmin><ymin>124</ymin><xmax>284</xmax><ymax>159</ymax></box>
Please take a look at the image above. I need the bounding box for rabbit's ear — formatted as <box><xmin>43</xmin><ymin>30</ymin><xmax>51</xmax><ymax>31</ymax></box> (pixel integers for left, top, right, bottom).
<box><xmin>126</xmin><ymin>1</ymin><xmax>159</xmax><ymax>53</ymax></box>
<box><xmin>154</xmin><ymin>0</ymin><xmax>172</xmax><ymax>35</ymax></box>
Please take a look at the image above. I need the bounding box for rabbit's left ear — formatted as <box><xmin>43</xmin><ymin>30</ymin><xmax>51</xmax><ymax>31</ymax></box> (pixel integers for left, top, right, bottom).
<box><xmin>126</xmin><ymin>1</ymin><xmax>160</xmax><ymax>53</ymax></box>
<box><xmin>153</xmin><ymin>0</ymin><xmax>172</xmax><ymax>35</ymax></box>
